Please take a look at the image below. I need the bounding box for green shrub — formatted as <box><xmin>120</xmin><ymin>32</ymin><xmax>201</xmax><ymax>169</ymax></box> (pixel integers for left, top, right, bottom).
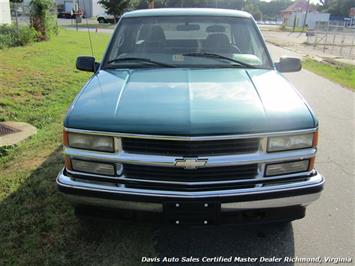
<box><xmin>18</xmin><ymin>26</ymin><xmax>38</xmax><ymax>46</ymax></box>
<box><xmin>0</xmin><ymin>25</ymin><xmax>17</xmax><ymax>48</ymax></box>
<box><xmin>0</xmin><ymin>25</ymin><xmax>37</xmax><ymax>49</ymax></box>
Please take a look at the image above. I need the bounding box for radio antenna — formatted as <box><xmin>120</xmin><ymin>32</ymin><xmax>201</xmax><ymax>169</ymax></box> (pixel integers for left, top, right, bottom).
<box><xmin>80</xmin><ymin>0</ymin><xmax>94</xmax><ymax>57</ymax></box>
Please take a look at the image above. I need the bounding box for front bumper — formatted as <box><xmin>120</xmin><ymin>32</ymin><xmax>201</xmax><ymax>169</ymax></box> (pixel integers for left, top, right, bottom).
<box><xmin>57</xmin><ymin>169</ymin><xmax>324</xmax><ymax>223</ymax></box>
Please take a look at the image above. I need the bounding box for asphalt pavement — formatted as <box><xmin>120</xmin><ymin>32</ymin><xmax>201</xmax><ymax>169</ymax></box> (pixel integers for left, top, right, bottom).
<box><xmin>267</xmin><ymin>44</ymin><xmax>354</xmax><ymax>261</ymax></box>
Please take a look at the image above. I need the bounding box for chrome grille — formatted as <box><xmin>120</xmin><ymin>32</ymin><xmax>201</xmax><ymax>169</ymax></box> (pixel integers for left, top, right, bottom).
<box><xmin>121</xmin><ymin>138</ymin><xmax>260</xmax><ymax>156</ymax></box>
<box><xmin>123</xmin><ymin>181</ymin><xmax>256</xmax><ymax>191</ymax></box>
<box><xmin>122</xmin><ymin>164</ymin><xmax>258</xmax><ymax>191</ymax></box>
<box><xmin>123</xmin><ymin>164</ymin><xmax>258</xmax><ymax>182</ymax></box>
<box><xmin>63</xmin><ymin>128</ymin><xmax>319</xmax><ymax>195</ymax></box>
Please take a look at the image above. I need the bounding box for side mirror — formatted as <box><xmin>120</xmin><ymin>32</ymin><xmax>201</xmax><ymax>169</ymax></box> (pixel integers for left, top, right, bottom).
<box><xmin>76</xmin><ymin>56</ymin><xmax>99</xmax><ymax>72</ymax></box>
<box><xmin>275</xmin><ymin>57</ymin><xmax>302</xmax><ymax>73</ymax></box>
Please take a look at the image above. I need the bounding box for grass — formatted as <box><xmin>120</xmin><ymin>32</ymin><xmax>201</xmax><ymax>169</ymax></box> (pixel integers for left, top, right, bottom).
<box><xmin>0</xmin><ymin>29</ymin><xmax>155</xmax><ymax>265</ymax></box>
<box><xmin>79</xmin><ymin>23</ymin><xmax>115</xmax><ymax>29</ymax></box>
<box><xmin>0</xmin><ymin>29</ymin><xmax>103</xmax><ymax>163</ymax></box>
<box><xmin>303</xmin><ymin>59</ymin><xmax>355</xmax><ymax>90</ymax></box>
<box><xmin>64</xmin><ymin>23</ymin><xmax>115</xmax><ymax>30</ymax></box>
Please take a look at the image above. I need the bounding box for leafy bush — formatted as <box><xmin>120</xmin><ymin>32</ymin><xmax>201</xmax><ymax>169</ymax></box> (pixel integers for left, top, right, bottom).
<box><xmin>0</xmin><ymin>25</ymin><xmax>17</xmax><ymax>48</ymax></box>
<box><xmin>0</xmin><ymin>25</ymin><xmax>37</xmax><ymax>49</ymax></box>
<box><xmin>18</xmin><ymin>26</ymin><xmax>38</xmax><ymax>45</ymax></box>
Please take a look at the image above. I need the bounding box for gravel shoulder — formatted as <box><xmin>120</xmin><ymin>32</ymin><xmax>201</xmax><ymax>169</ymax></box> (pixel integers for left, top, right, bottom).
<box><xmin>261</xmin><ymin>29</ymin><xmax>355</xmax><ymax>66</ymax></box>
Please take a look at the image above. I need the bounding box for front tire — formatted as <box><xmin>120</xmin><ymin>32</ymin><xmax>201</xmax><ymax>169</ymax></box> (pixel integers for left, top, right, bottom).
<box><xmin>98</xmin><ymin>18</ymin><xmax>106</xmax><ymax>24</ymax></box>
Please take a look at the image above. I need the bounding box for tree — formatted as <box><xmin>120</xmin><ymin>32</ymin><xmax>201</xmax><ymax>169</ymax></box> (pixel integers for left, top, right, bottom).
<box><xmin>243</xmin><ymin>1</ymin><xmax>263</xmax><ymax>20</ymax></box>
<box><xmin>217</xmin><ymin>0</ymin><xmax>244</xmax><ymax>9</ymax></box>
<box><xmin>130</xmin><ymin>0</ymin><xmax>147</xmax><ymax>9</ymax></box>
<box><xmin>160</xmin><ymin>0</ymin><xmax>205</xmax><ymax>7</ymax></box>
<box><xmin>147</xmin><ymin>0</ymin><xmax>154</xmax><ymax>8</ymax></box>
<box><xmin>132</xmin><ymin>0</ymin><xmax>243</xmax><ymax>9</ymax></box>
<box><xmin>319</xmin><ymin>0</ymin><xmax>329</xmax><ymax>7</ymax></box>
<box><xmin>98</xmin><ymin>0</ymin><xmax>130</xmax><ymax>19</ymax></box>
<box><xmin>30</xmin><ymin>0</ymin><xmax>56</xmax><ymax>41</ymax></box>
<box><xmin>318</xmin><ymin>0</ymin><xmax>354</xmax><ymax>17</ymax></box>
<box><xmin>259</xmin><ymin>0</ymin><xmax>293</xmax><ymax>20</ymax></box>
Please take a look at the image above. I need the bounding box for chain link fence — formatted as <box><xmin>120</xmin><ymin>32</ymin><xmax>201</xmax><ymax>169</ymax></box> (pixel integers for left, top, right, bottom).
<box><xmin>10</xmin><ymin>2</ymin><xmax>31</xmax><ymax>26</ymax></box>
<box><xmin>306</xmin><ymin>22</ymin><xmax>355</xmax><ymax>59</ymax></box>
<box><xmin>10</xmin><ymin>2</ymin><xmax>59</xmax><ymax>27</ymax></box>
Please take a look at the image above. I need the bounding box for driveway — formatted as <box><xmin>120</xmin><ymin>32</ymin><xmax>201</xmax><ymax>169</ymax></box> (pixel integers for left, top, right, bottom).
<box><xmin>266</xmin><ymin>44</ymin><xmax>354</xmax><ymax>260</ymax></box>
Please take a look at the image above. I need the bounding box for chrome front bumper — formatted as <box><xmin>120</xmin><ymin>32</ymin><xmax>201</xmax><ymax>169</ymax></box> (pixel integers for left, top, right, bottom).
<box><xmin>57</xmin><ymin>169</ymin><xmax>324</xmax><ymax>212</ymax></box>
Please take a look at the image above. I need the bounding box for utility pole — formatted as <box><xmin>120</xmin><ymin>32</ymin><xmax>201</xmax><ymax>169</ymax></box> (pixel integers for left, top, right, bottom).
<box><xmin>14</xmin><ymin>1</ymin><xmax>19</xmax><ymax>32</ymax></box>
<box><xmin>302</xmin><ymin>0</ymin><xmax>310</xmax><ymax>32</ymax></box>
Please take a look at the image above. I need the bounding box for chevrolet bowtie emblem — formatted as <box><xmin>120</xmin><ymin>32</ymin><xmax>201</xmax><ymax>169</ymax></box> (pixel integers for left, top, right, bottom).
<box><xmin>175</xmin><ymin>157</ymin><xmax>208</xmax><ymax>169</ymax></box>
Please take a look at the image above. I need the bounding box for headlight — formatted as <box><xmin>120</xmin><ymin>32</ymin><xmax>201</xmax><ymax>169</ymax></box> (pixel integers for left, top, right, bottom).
<box><xmin>64</xmin><ymin>132</ymin><xmax>115</xmax><ymax>152</ymax></box>
<box><xmin>71</xmin><ymin>159</ymin><xmax>116</xmax><ymax>176</ymax></box>
<box><xmin>265</xmin><ymin>160</ymin><xmax>309</xmax><ymax>176</ymax></box>
<box><xmin>267</xmin><ymin>133</ymin><xmax>315</xmax><ymax>152</ymax></box>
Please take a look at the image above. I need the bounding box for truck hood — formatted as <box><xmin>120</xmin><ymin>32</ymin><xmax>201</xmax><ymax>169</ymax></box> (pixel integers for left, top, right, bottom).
<box><xmin>65</xmin><ymin>68</ymin><xmax>315</xmax><ymax>136</ymax></box>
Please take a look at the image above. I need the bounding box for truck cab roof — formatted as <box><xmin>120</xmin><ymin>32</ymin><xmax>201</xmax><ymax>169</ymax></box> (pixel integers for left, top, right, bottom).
<box><xmin>122</xmin><ymin>8</ymin><xmax>252</xmax><ymax>19</ymax></box>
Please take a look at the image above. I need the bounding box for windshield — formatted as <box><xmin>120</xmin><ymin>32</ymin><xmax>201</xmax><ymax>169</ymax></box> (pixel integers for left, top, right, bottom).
<box><xmin>103</xmin><ymin>16</ymin><xmax>272</xmax><ymax>69</ymax></box>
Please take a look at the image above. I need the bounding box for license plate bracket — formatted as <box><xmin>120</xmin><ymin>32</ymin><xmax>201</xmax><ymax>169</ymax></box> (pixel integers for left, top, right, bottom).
<box><xmin>163</xmin><ymin>201</ymin><xmax>220</xmax><ymax>225</ymax></box>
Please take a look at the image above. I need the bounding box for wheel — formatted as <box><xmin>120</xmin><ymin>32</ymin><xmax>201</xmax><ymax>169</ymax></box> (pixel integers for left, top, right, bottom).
<box><xmin>98</xmin><ymin>18</ymin><xmax>106</xmax><ymax>24</ymax></box>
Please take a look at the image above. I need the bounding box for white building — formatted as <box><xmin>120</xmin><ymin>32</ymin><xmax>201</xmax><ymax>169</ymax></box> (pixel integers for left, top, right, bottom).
<box><xmin>0</xmin><ymin>0</ymin><xmax>11</xmax><ymax>24</ymax></box>
<box><xmin>55</xmin><ymin>0</ymin><xmax>105</xmax><ymax>17</ymax></box>
<box><xmin>287</xmin><ymin>11</ymin><xmax>330</xmax><ymax>29</ymax></box>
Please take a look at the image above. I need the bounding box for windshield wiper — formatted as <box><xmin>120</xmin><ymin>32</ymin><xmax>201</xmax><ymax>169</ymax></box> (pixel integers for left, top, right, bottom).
<box><xmin>183</xmin><ymin>52</ymin><xmax>257</xmax><ymax>69</ymax></box>
<box><xmin>106</xmin><ymin>57</ymin><xmax>176</xmax><ymax>68</ymax></box>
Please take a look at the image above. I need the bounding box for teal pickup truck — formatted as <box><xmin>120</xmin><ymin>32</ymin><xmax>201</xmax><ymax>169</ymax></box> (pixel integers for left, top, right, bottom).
<box><xmin>57</xmin><ymin>8</ymin><xmax>324</xmax><ymax>225</ymax></box>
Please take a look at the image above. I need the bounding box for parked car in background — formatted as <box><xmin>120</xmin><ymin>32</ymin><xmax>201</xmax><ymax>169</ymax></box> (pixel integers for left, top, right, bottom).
<box><xmin>58</xmin><ymin>8</ymin><xmax>324</xmax><ymax>225</ymax></box>
<box><xmin>10</xmin><ymin>7</ymin><xmax>23</xmax><ymax>17</ymax></box>
<box><xmin>57</xmin><ymin>9</ymin><xmax>71</xmax><ymax>19</ymax></box>
<box><xmin>97</xmin><ymin>13</ymin><xmax>120</xmax><ymax>24</ymax></box>
<box><xmin>57</xmin><ymin>8</ymin><xmax>85</xmax><ymax>19</ymax></box>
